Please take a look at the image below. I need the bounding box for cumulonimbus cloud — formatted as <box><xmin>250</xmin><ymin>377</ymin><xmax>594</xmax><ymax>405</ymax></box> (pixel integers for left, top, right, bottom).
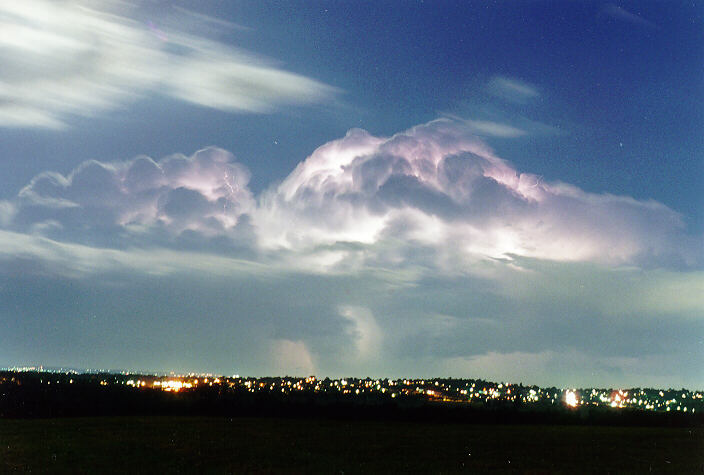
<box><xmin>0</xmin><ymin>1</ymin><xmax>335</xmax><ymax>129</ymax></box>
<box><xmin>1</xmin><ymin>120</ymin><xmax>702</xmax><ymax>384</ymax></box>
<box><xmin>2</xmin><ymin>119</ymin><xmax>699</xmax><ymax>271</ymax></box>
<box><xmin>257</xmin><ymin>119</ymin><xmax>695</xmax><ymax>269</ymax></box>
<box><xmin>14</xmin><ymin>147</ymin><xmax>254</xmax><ymax>243</ymax></box>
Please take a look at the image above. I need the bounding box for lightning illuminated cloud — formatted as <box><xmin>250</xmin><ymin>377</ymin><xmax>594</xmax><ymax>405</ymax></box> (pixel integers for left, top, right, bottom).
<box><xmin>0</xmin><ymin>119</ymin><xmax>702</xmax><ymax>385</ymax></box>
<box><xmin>3</xmin><ymin>119</ymin><xmax>698</xmax><ymax>272</ymax></box>
<box><xmin>12</xmin><ymin>147</ymin><xmax>254</xmax><ymax>247</ymax></box>
<box><xmin>256</xmin><ymin>119</ymin><xmax>695</xmax><ymax>270</ymax></box>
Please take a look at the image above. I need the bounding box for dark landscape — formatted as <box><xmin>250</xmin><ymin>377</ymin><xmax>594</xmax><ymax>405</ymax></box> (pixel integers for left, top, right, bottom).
<box><xmin>3</xmin><ymin>416</ymin><xmax>703</xmax><ymax>473</ymax></box>
<box><xmin>2</xmin><ymin>369</ymin><xmax>703</xmax><ymax>472</ymax></box>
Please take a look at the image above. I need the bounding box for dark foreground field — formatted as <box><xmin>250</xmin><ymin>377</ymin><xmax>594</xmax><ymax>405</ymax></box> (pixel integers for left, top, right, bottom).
<box><xmin>1</xmin><ymin>417</ymin><xmax>702</xmax><ymax>473</ymax></box>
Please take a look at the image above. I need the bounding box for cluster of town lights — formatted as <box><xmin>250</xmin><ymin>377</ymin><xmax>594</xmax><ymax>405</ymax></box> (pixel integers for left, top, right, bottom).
<box><xmin>113</xmin><ymin>376</ymin><xmax>704</xmax><ymax>413</ymax></box>
<box><xmin>3</xmin><ymin>369</ymin><xmax>701</xmax><ymax>413</ymax></box>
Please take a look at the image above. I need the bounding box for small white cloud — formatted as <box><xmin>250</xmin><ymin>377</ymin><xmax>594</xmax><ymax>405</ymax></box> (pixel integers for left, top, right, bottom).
<box><xmin>487</xmin><ymin>76</ymin><xmax>539</xmax><ymax>103</ymax></box>
<box><xmin>464</xmin><ymin>119</ymin><xmax>526</xmax><ymax>138</ymax></box>
<box><xmin>442</xmin><ymin>112</ymin><xmax>560</xmax><ymax>139</ymax></box>
<box><xmin>603</xmin><ymin>4</ymin><xmax>657</xmax><ymax>29</ymax></box>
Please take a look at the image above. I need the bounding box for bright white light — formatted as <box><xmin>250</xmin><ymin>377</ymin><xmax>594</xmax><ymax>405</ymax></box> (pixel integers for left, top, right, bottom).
<box><xmin>564</xmin><ymin>390</ymin><xmax>579</xmax><ymax>408</ymax></box>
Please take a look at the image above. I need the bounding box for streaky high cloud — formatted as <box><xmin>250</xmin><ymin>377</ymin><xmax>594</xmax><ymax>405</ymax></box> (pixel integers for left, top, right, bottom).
<box><xmin>0</xmin><ymin>1</ymin><xmax>335</xmax><ymax>129</ymax></box>
<box><xmin>603</xmin><ymin>4</ymin><xmax>657</xmax><ymax>29</ymax></box>
<box><xmin>486</xmin><ymin>76</ymin><xmax>540</xmax><ymax>103</ymax></box>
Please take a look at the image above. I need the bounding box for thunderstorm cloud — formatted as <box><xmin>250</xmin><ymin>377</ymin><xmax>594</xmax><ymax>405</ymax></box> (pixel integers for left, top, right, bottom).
<box><xmin>1</xmin><ymin>119</ymin><xmax>702</xmax><ymax>386</ymax></box>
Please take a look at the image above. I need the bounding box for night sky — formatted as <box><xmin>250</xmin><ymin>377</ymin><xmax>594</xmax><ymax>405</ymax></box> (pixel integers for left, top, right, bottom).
<box><xmin>0</xmin><ymin>1</ymin><xmax>702</xmax><ymax>388</ymax></box>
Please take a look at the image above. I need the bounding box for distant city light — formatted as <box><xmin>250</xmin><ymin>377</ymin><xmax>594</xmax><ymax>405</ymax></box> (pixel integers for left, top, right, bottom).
<box><xmin>2</xmin><ymin>368</ymin><xmax>702</xmax><ymax>415</ymax></box>
<box><xmin>564</xmin><ymin>390</ymin><xmax>579</xmax><ymax>408</ymax></box>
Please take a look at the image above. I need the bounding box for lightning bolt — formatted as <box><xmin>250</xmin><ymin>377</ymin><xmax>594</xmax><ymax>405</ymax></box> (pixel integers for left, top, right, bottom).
<box><xmin>223</xmin><ymin>172</ymin><xmax>237</xmax><ymax>211</ymax></box>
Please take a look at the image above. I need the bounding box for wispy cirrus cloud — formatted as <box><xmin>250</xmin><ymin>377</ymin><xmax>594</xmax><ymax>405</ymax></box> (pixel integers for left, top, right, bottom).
<box><xmin>171</xmin><ymin>5</ymin><xmax>253</xmax><ymax>31</ymax></box>
<box><xmin>603</xmin><ymin>4</ymin><xmax>658</xmax><ymax>30</ymax></box>
<box><xmin>0</xmin><ymin>1</ymin><xmax>336</xmax><ymax>129</ymax></box>
<box><xmin>462</xmin><ymin>119</ymin><xmax>527</xmax><ymax>138</ymax></box>
<box><xmin>486</xmin><ymin>76</ymin><xmax>540</xmax><ymax>104</ymax></box>
<box><xmin>450</xmin><ymin>76</ymin><xmax>558</xmax><ymax>143</ymax></box>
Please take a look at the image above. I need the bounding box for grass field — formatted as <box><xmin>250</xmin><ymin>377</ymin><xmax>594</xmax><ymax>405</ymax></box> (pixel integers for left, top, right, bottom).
<box><xmin>1</xmin><ymin>416</ymin><xmax>702</xmax><ymax>473</ymax></box>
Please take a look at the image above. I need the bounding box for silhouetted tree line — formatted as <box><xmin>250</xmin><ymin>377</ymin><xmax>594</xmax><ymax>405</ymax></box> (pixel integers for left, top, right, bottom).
<box><xmin>1</xmin><ymin>372</ymin><xmax>701</xmax><ymax>427</ymax></box>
